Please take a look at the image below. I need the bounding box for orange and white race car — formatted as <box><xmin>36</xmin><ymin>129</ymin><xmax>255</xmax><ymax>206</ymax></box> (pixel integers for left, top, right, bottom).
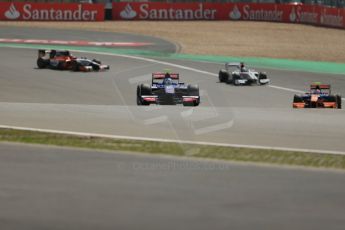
<box><xmin>293</xmin><ymin>83</ymin><xmax>341</xmax><ymax>109</ymax></box>
<box><xmin>36</xmin><ymin>49</ymin><xmax>109</xmax><ymax>72</ymax></box>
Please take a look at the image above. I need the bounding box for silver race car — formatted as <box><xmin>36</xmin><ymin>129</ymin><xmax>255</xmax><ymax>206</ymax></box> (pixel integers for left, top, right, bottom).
<box><xmin>218</xmin><ymin>62</ymin><xmax>270</xmax><ymax>86</ymax></box>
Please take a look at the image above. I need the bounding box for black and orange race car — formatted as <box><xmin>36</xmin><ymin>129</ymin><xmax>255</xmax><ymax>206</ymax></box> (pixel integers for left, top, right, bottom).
<box><xmin>293</xmin><ymin>83</ymin><xmax>342</xmax><ymax>109</ymax></box>
<box><xmin>36</xmin><ymin>49</ymin><xmax>109</xmax><ymax>72</ymax></box>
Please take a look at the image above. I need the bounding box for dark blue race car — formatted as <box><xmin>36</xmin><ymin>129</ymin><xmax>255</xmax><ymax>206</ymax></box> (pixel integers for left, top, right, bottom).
<box><xmin>137</xmin><ymin>72</ymin><xmax>200</xmax><ymax>106</ymax></box>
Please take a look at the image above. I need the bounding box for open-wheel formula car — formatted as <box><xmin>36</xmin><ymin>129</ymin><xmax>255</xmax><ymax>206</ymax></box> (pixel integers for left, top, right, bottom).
<box><xmin>137</xmin><ymin>72</ymin><xmax>200</xmax><ymax>106</ymax></box>
<box><xmin>36</xmin><ymin>49</ymin><xmax>110</xmax><ymax>72</ymax></box>
<box><xmin>293</xmin><ymin>83</ymin><xmax>342</xmax><ymax>109</ymax></box>
<box><xmin>218</xmin><ymin>62</ymin><xmax>270</xmax><ymax>85</ymax></box>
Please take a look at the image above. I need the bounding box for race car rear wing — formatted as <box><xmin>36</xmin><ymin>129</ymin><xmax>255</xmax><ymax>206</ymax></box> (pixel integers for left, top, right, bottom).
<box><xmin>38</xmin><ymin>49</ymin><xmax>71</xmax><ymax>59</ymax></box>
<box><xmin>226</xmin><ymin>62</ymin><xmax>241</xmax><ymax>67</ymax></box>
<box><xmin>152</xmin><ymin>72</ymin><xmax>179</xmax><ymax>79</ymax></box>
<box><xmin>310</xmin><ymin>84</ymin><xmax>330</xmax><ymax>89</ymax></box>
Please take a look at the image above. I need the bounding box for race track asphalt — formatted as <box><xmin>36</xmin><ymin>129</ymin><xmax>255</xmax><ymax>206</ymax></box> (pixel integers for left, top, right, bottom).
<box><xmin>0</xmin><ymin>46</ymin><xmax>344</xmax><ymax>152</ymax></box>
<box><xmin>1</xmin><ymin>27</ymin><xmax>345</xmax><ymax>230</ymax></box>
<box><xmin>1</xmin><ymin>142</ymin><xmax>345</xmax><ymax>230</ymax></box>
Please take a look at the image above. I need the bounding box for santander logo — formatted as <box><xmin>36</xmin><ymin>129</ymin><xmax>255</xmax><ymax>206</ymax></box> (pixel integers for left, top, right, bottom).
<box><xmin>120</xmin><ymin>4</ymin><xmax>137</xmax><ymax>19</ymax></box>
<box><xmin>320</xmin><ymin>8</ymin><xmax>343</xmax><ymax>27</ymax></box>
<box><xmin>2</xmin><ymin>3</ymin><xmax>99</xmax><ymax>21</ymax></box>
<box><xmin>289</xmin><ymin>7</ymin><xmax>297</xmax><ymax>22</ymax></box>
<box><xmin>229</xmin><ymin>5</ymin><xmax>241</xmax><ymax>20</ymax></box>
<box><xmin>5</xmin><ymin>3</ymin><xmax>20</xmax><ymax>20</ymax></box>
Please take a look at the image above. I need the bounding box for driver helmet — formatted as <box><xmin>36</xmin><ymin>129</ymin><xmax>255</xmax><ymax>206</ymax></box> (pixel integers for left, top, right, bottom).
<box><xmin>164</xmin><ymin>77</ymin><xmax>173</xmax><ymax>85</ymax></box>
<box><xmin>313</xmin><ymin>85</ymin><xmax>321</xmax><ymax>94</ymax></box>
<box><xmin>240</xmin><ymin>62</ymin><xmax>245</xmax><ymax>71</ymax></box>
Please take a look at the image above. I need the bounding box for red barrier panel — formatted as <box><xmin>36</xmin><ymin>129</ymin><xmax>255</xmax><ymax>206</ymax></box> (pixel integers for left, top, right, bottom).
<box><xmin>113</xmin><ymin>3</ymin><xmax>221</xmax><ymax>20</ymax></box>
<box><xmin>287</xmin><ymin>5</ymin><xmax>320</xmax><ymax>25</ymax></box>
<box><xmin>112</xmin><ymin>2</ymin><xmax>294</xmax><ymax>21</ymax></box>
<box><xmin>319</xmin><ymin>6</ymin><xmax>345</xmax><ymax>28</ymax></box>
<box><xmin>226</xmin><ymin>3</ymin><xmax>288</xmax><ymax>22</ymax></box>
<box><xmin>0</xmin><ymin>2</ymin><xmax>104</xmax><ymax>21</ymax></box>
<box><xmin>112</xmin><ymin>2</ymin><xmax>345</xmax><ymax>29</ymax></box>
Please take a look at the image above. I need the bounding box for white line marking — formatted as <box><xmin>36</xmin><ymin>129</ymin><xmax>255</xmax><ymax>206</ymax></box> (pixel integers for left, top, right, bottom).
<box><xmin>268</xmin><ymin>85</ymin><xmax>304</xmax><ymax>93</ymax></box>
<box><xmin>144</xmin><ymin>116</ymin><xmax>168</xmax><ymax>125</ymax></box>
<box><xmin>194</xmin><ymin>120</ymin><xmax>234</xmax><ymax>135</ymax></box>
<box><xmin>180</xmin><ymin>108</ymin><xmax>195</xmax><ymax>118</ymax></box>
<box><xmin>0</xmin><ymin>125</ymin><xmax>344</xmax><ymax>156</ymax></box>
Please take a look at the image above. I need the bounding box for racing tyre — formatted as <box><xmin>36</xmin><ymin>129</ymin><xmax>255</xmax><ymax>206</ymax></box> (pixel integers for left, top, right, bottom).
<box><xmin>183</xmin><ymin>101</ymin><xmax>194</xmax><ymax>106</ymax></box>
<box><xmin>136</xmin><ymin>94</ymin><xmax>144</xmax><ymax>106</ymax></box>
<box><xmin>187</xmin><ymin>85</ymin><xmax>199</xmax><ymax>96</ymax></box>
<box><xmin>37</xmin><ymin>58</ymin><xmax>48</xmax><ymax>69</ymax></box>
<box><xmin>140</xmin><ymin>84</ymin><xmax>152</xmax><ymax>96</ymax></box>
<box><xmin>259</xmin><ymin>72</ymin><xmax>267</xmax><ymax>79</ymax></box>
<box><xmin>137</xmin><ymin>84</ymin><xmax>152</xmax><ymax>106</ymax></box>
<box><xmin>91</xmin><ymin>63</ymin><xmax>100</xmax><ymax>71</ymax></box>
<box><xmin>336</xmin><ymin>95</ymin><xmax>342</xmax><ymax>109</ymax></box>
<box><xmin>258</xmin><ymin>72</ymin><xmax>268</xmax><ymax>85</ymax></box>
<box><xmin>232</xmin><ymin>74</ymin><xmax>240</xmax><ymax>86</ymax></box>
<box><xmin>71</xmin><ymin>61</ymin><xmax>80</xmax><ymax>72</ymax></box>
<box><xmin>136</xmin><ymin>86</ymin><xmax>147</xmax><ymax>106</ymax></box>
<box><xmin>57</xmin><ymin>61</ymin><xmax>65</xmax><ymax>70</ymax></box>
<box><xmin>186</xmin><ymin>85</ymin><xmax>200</xmax><ymax>106</ymax></box>
<box><xmin>218</xmin><ymin>70</ymin><xmax>229</xmax><ymax>83</ymax></box>
<box><xmin>293</xmin><ymin>95</ymin><xmax>305</xmax><ymax>108</ymax></box>
<box><xmin>293</xmin><ymin>95</ymin><xmax>303</xmax><ymax>103</ymax></box>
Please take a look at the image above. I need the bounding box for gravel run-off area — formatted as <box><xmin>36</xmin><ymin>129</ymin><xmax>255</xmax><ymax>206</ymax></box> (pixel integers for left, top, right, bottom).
<box><xmin>1</xmin><ymin>21</ymin><xmax>345</xmax><ymax>63</ymax></box>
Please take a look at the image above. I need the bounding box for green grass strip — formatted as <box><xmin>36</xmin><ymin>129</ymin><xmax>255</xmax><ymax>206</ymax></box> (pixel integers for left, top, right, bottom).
<box><xmin>1</xmin><ymin>128</ymin><xmax>345</xmax><ymax>170</ymax></box>
<box><xmin>1</xmin><ymin>42</ymin><xmax>345</xmax><ymax>75</ymax></box>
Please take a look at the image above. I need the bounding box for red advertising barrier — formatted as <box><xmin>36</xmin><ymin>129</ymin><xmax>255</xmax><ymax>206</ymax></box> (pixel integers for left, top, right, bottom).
<box><xmin>112</xmin><ymin>2</ymin><xmax>345</xmax><ymax>29</ymax></box>
<box><xmin>319</xmin><ymin>6</ymin><xmax>345</xmax><ymax>28</ymax></box>
<box><xmin>0</xmin><ymin>2</ymin><xmax>104</xmax><ymax>21</ymax></box>
<box><xmin>113</xmin><ymin>3</ymin><xmax>222</xmax><ymax>20</ymax></box>
<box><xmin>112</xmin><ymin>2</ymin><xmax>295</xmax><ymax>21</ymax></box>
